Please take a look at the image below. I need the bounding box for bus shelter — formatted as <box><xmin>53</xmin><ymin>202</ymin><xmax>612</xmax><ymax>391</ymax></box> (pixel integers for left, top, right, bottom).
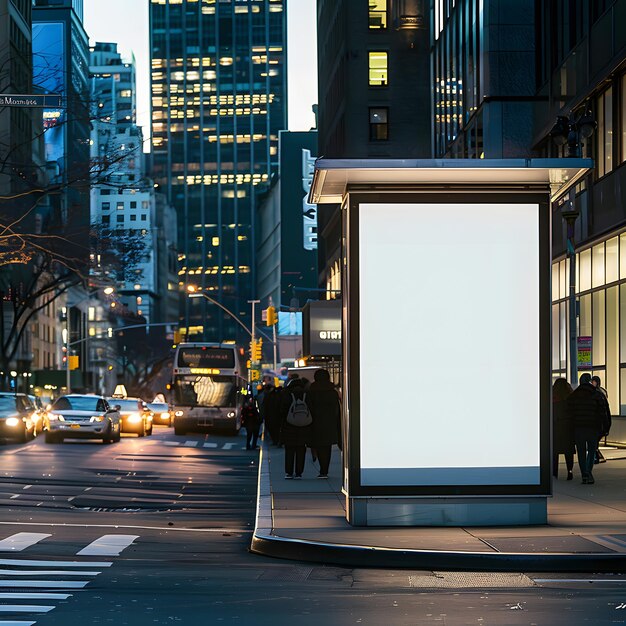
<box><xmin>309</xmin><ymin>159</ymin><xmax>592</xmax><ymax>527</ymax></box>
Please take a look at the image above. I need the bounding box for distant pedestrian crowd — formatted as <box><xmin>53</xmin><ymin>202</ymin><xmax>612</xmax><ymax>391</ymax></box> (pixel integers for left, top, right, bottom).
<box><xmin>240</xmin><ymin>369</ymin><xmax>342</xmax><ymax>480</ymax></box>
<box><xmin>553</xmin><ymin>373</ymin><xmax>612</xmax><ymax>485</ymax></box>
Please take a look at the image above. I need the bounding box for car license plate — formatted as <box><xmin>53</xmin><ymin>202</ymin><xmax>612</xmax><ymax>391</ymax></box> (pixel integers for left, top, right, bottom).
<box><xmin>70</xmin><ymin>424</ymin><xmax>81</xmax><ymax>429</ymax></box>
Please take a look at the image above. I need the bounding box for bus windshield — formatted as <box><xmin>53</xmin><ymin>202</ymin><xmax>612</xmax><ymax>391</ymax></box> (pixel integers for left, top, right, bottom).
<box><xmin>173</xmin><ymin>374</ymin><xmax>237</xmax><ymax>408</ymax></box>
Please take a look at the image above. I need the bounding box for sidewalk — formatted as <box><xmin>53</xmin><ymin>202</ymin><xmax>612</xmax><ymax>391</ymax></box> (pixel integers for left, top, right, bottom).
<box><xmin>251</xmin><ymin>442</ymin><xmax>626</xmax><ymax>571</ymax></box>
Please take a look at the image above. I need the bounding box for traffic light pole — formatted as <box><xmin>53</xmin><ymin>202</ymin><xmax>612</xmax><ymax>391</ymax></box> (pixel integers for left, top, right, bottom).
<box><xmin>248</xmin><ymin>300</ymin><xmax>260</xmax><ymax>383</ymax></box>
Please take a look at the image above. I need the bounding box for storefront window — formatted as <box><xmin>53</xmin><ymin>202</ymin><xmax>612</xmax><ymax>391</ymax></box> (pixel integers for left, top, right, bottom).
<box><xmin>560</xmin><ymin>302</ymin><xmax>568</xmax><ymax>370</ymax></box>
<box><xmin>560</xmin><ymin>259</ymin><xmax>567</xmax><ymax>299</ymax></box>
<box><xmin>592</xmin><ymin>242</ymin><xmax>605</xmax><ymax>288</ymax></box>
<box><xmin>552</xmin><ymin>304</ymin><xmax>560</xmax><ymax>369</ymax></box>
<box><xmin>552</xmin><ymin>263</ymin><xmax>559</xmax><ymax>301</ymax></box>
<box><xmin>606</xmin><ymin>236</ymin><xmax>619</xmax><ymax>283</ymax></box>
<box><xmin>579</xmin><ymin>248</ymin><xmax>592</xmax><ymax>292</ymax></box>
<box><xmin>621</xmin><ymin>234</ymin><xmax>626</xmax><ymax>278</ymax></box>
<box><xmin>606</xmin><ymin>286</ymin><xmax>619</xmax><ymax>412</ymax></box>
<box><xmin>592</xmin><ymin>290</ymin><xmax>606</xmax><ymax>366</ymax></box>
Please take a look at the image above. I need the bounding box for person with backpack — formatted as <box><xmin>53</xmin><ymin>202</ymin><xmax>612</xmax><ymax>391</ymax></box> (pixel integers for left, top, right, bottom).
<box><xmin>279</xmin><ymin>377</ymin><xmax>311</xmax><ymax>479</ymax></box>
<box><xmin>306</xmin><ymin>368</ymin><xmax>342</xmax><ymax>478</ymax></box>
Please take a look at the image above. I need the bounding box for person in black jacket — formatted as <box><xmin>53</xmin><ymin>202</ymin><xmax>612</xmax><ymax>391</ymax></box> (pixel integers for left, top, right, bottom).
<box><xmin>552</xmin><ymin>378</ymin><xmax>574</xmax><ymax>480</ymax></box>
<box><xmin>279</xmin><ymin>378</ymin><xmax>311</xmax><ymax>478</ymax></box>
<box><xmin>262</xmin><ymin>384</ymin><xmax>281</xmax><ymax>445</ymax></box>
<box><xmin>306</xmin><ymin>369</ymin><xmax>342</xmax><ymax>478</ymax></box>
<box><xmin>567</xmin><ymin>373</ymin><xmax>610</xmax><ymax>484</ymax></box>
<box><xmin>591</xmin><ymin>375</ymin><xmax>612</xmax><ymax>464</ymax></box>
<box><xmin>240</xmin><ymin>396</ymin><xmax>261</xmax><ymax>450</ymax></box>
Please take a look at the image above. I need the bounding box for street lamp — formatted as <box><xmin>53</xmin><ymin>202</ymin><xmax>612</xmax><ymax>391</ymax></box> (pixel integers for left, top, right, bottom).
<box><xmin>65</xmin><ymin>286</ymin><xmax>115</xmax><ymax>394</ymax></box>
<box><xmin>187</xmin><ymin>287</ymin><xmax>253</xmax><ymax>337</ymax></box>
<box><xmin>549</xmin><ymin>110</ymin><xmax>596</xmax><ymax>158</ymax></box>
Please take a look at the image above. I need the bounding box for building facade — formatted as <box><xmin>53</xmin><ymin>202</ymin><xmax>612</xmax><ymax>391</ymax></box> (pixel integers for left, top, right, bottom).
<box><xmin>316</xmin><ymin>0</ymin><xmax>431</xmax><ymax>299</ymax></box>
<box><xmin>149</xmin><ymin>0</ymin><xmax>287</xmax><ymax>344</ymax></box>
<box><xmin>532</xmin><ymin>1</ymin><xmax>626</xmax><ymax>438</ymax></box>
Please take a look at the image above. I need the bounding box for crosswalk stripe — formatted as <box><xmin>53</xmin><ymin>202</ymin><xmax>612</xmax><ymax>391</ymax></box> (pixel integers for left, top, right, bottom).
<box><xmin>0</xmin><ymin>581</ymin><xmax>88</xmax><ymax>589</ymax></box>
<box><xmin>163</xmin><ymin>441</ymin><xmax>178</xmax><ymax>446</ymax></box>
<box><xmin>0</xmin><ymin>606</ymin><xmax>54</xmax><ymax>614</ymax></box>
<box><xmin>0</xmin><ymin>593</ymin><xmax>71</xmax><ymax>600</ymax></box>
<box><xmin>0</xmin><ymin>621</ymin><xmax>36</xmax><ymax>626</ymax></box>
<box><xmin>0</xmin><ymin>534</ymin><xmax>51</xmax><ymax>553</ymax></box>
<box><xmin>202</xmin><ymin>442</ymin><xmax>217</xmax><ymax>448</ymax></box>
<box><xmin>222</xmin><ymin>443</ymin><xmax>237</xmax><ymax>450</ymax></box>
<box><xmin>183</xmin><ymin>440</ymin><xmax>197</xmax><ymax>447</ymax></box>
<box><xmin>0</xmin><ymin>570</ymin><xmax>100</xmax><ymax>577</ymax></box>
<box><xmin>0</xmin><ymin>559</ymin><xmax>111</xmax><ymax>568</ymax></box>
<box><xmin>76</xmin><ymin>534</ymin><xmax>138</xmax><ymax>557</ymax></box>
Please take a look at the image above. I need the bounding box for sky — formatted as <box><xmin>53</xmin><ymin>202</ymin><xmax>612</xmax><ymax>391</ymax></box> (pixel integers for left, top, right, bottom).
<box><xmin>83</xmin><ymin>0</ymin><xmax>318</xmax><ymax>151</ymax></box>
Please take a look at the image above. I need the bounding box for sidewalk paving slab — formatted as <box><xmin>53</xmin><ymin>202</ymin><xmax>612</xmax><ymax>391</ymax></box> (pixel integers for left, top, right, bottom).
<box><xmin>251</xmin><ymin>442</ymin><xmax>626</xmax><ymax>571</ymax></box>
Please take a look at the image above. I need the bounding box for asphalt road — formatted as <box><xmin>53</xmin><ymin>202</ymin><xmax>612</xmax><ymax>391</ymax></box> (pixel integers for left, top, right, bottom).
<box><xmin>1</xmin><ymin>427</ymin><xmax>626</xmax><ymax>625</ymax></box>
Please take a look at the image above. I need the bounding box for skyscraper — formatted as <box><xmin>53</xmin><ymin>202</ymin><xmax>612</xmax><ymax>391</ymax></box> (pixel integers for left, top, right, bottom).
<box><xmin>149</xmin><ymin>0</ymin><xmax>287</xmax><ymax>343</ymax></box>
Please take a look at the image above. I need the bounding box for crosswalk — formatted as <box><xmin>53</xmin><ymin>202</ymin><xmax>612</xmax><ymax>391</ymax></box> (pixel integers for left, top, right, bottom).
<box><xmin>0</xmin><ymin>532</ymin><xmax>138</xmax><ymax>625</ymax></box>
<box><xmin>163</xmin><ymin>440</ymin><xmax>241</xmax><ymax>450</ymax></box>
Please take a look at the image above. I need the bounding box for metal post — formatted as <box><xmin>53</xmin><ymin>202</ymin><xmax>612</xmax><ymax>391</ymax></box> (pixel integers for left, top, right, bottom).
<box><xmin>66</xmin><ymin>306</ymin><xmax>71</xmax><ymax>394</ymax></box>
<box><xmin>248</xmin><ymin>299</ymin><xmax>260</xmax><ymax>384</ymax></box>
<box><xmin>273</xmin><ymin>322</ymin><xmax>277</xmax><ymax>372</ymax></box>
<box><xmin>563</xmin><ymin>198</ymin><xmax>580</xmax><ymax>387</ymax></box>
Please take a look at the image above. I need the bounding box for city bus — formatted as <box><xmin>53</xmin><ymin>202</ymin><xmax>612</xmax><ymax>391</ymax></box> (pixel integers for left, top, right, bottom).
<box><xmin>170</xmin><ymin>342</ymin><xmax>246</xmax><ymax>435</ymax></box>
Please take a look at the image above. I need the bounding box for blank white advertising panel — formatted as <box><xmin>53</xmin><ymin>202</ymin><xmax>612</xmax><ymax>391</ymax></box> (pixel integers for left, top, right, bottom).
<box><xmin>358</xmin><ymin>203</ymin><xmax>541</xmax><ymax>486</ymax></box>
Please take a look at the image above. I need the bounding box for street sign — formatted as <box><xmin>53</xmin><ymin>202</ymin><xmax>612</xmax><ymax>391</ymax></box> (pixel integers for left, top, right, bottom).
<box><xmin>0</xmin><ymin>94</ymin><xmax>63</xmax><ymax>108</ymax></box>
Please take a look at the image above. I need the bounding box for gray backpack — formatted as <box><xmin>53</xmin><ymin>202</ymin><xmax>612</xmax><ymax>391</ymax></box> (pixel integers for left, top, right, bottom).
<box><xmin>286</xmin><ymin>393</ymin><xmax>312</xmax><ymax>427</ymax></box>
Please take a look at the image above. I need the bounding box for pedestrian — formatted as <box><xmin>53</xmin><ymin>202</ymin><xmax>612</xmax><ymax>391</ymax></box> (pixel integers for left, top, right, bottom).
<box><xmin>279</xmin><ymin>377</ymin><xmax>311</xmax><ymax>479</ymax></box>
<box><xmin>591</xmin><ymin>375</ymin><xmax>612</xmax><ymax>464</ymax></box>
<box><xmin>306</xmin><ymin>368</ymin><xmax>342</xmax><ymax>479</ymax></box>
<box><xmin>566</xmin><ymin>373</ymin><xmax>610</xmax><ymax>484</ymax></box>
<box><xmin>552</xmin><ymin>377</ymin><xmax>574</xmax><ymax>480</ymax></box>
<box><xmin>240</xmin><ymin>396</ymin><xmax>261</xmax><ymax>450</ymax></box>
<box><xmin>263</xmin><ymin>384</ymin><xmax>281</xmax><ymax>445</ymax></box>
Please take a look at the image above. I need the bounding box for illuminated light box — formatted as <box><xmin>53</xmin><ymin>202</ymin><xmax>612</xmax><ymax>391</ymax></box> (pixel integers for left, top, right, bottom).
<box><xmin>309</xmin><ymin>159</ymin><xmax>592</xmax><ymax>526</ymax></box>
<box><xmin>358</xmin><ymin>202</ymin><xmax>540</xmax><ymax>487</ymax></box>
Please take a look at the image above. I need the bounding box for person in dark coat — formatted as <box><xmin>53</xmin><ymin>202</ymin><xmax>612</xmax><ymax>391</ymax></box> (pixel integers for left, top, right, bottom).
<box><xmin>552</xmin><ymin>377</ymin><xmax>574</xmax><ymax>480</ymax></box>
<box><xmin>262</xmin><ymin>384</ymin><xmax>281</xmax><ymax>445</ymax></box>
<box><xmin>240</xmin><ymin>396</ymin><xmax>261</xmax><ymax>450</ymax></box>
<box><xmin>566</xmin><ymin>372</ymin><xmax>610</xmax><ymax>484</ymax></box>
<box><xmin>591</xmin><ymin>375</ymin><xmax>612</xmax><ymax>464</ymax></box>
<box><xmin>279</xmin><ymin>377</ymin><xmax>311</xmax><ymax>479</ymax></box>
<box><xmin>306</xmin><ymin>369</ymin><xmax>342</xmax><ymax>478</ymax></box>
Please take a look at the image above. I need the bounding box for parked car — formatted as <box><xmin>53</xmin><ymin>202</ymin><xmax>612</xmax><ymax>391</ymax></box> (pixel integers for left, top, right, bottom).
<box><xmin>107</xmin><ymin>397</ymin><xmax>153</xmax><ymax>436</ymax></box>
<box><xmin>0</xmin><ymin>393</ymin><xmax>37</xmax><ymax>443</ymax></box>
<box><xmin>44</xmin><ymin>395</ymin><xmax>121</xmax><ymax>444</ymax></box>
<box><xmin>147</xmin><ymin>402</ymin><xmax>172</xmax><ymax>426</ymax></box>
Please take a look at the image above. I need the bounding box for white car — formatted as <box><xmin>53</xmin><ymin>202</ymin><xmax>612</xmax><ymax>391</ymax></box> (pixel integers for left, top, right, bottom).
<box><xmin>44</xmin><ymin>395</ymin><xmax>121</xmax><ymax>444</ymax></box>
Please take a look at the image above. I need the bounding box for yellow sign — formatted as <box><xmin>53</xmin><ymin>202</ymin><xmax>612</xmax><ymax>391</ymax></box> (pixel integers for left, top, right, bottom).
<box><xmin>189</xmin><ymin>368</ymin><xmax>220</xmax><ymax>375</ymax></box>
<box><xmin>250</xmin><ymin>369</ymin><xmax>260</xmax><ymax>381</ymax></box>
<box><xmin>68</xmin><ymin>355</ymin><xmax>79</xmax><ymax>370</ymax></box>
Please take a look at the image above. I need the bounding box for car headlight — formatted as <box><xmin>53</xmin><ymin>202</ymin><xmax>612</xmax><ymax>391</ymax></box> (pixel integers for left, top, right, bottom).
<box><xmin>90</xmin><ymin>415</ymin><xmax>104</xmax><ymax>423</ymax></box>
<box><xmin>5</xmin><ymin>417</ymin><xmax>20</xmax><ymax>427</ymax></box>
<box><xmin>126</xmin><ymin>412</ymin><xmax>141</xmax><ymax>423</ymax></box>
<box><xmin>161</xmin><ymin>412</ymin><xmax>170</xmax><ymax>419</ymax></box>
<box><xmin>227</xmin><ymin>411</ymin><xmax>235</xmax><ymax>418</ymax></box>
<box><xmin>174</xmin><ymin>410</ymin><xmax>184</xmax><ymax>417</ymax></box>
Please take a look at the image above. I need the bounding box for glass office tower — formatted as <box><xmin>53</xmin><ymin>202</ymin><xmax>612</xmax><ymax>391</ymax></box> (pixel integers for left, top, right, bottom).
<box><xmin>149</xmin><ymin>0</ymin><xmax>287</xmax><ymax>342</ymax></box>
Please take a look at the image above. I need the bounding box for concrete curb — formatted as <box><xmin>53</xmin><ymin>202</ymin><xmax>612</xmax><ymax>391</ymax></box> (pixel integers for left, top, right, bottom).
<box><xmin>250</xmin><ymin>442</ymin><xmax>626</xmax><ymax>572</ymax></box>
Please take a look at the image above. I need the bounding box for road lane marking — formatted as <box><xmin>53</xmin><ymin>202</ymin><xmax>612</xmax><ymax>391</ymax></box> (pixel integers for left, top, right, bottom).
<box><xmin>0</xmin><ymin>606</ymin><xmax>54</xmax><ymax>614</ymax></box>
<box><xmin>0</xmin><ymin>621</ymin><xmax>36</xmax><ymax>626</ymax></box>
<box><xmin>183</xmin><ymin>440</ymin><xmax>197</xmax><ymax>447</ymax></box>
<box><xmin>0</xmin><ymin>593</ymin><xmax>72</xmax><ymax>600</ymax></box>
<box><xmin>0</xmin><ymin>534</ymin><xmax>51</xmax><ymax>552</ymax></box>
<box><xmin>76</xmin><ymin>534</ymin><xmax>138</xmax><ymax>556</ymax></box>
<box><xmin>203</xmin><ymin>442</ymin><xmax>218</xmax><ymax>448</ymax></box>
<box><xmin>0</xmin><ymin>581</ymin><xmax>89</xmax><ymax>589</ymax></box>
<box><xmin>21</xmin><ymin>486</ymin><xmax>31</xmax><ymax>491</ymax></box>
<box><xmin>8</xmin><ymin>496</ymin><xmax>19</xmax><ymax>500</ymax></box>
<box><xmin>0</xmin><ymin>559</ymin><xmax>111</xmax><ymax>568</ymax></box>
<box><xmin>0</xmin><ymin>570</ymin><xmax>100</xmax><ymax>577</ymax></box>
<box><xmin>534</xmin><ymin>578</ymin><xmax>626</xmax><ymax>583</ymax></box>
<box><xmin>0</xmin><ymin>522</ymin><xmax>251</xmax><ymax>534</ymax></box>
<box><xmin>222</xmin><ymin>443</ymin><xmax>237</xmax><ymax>450</ymax></box>
<box><xmin>163</xmin><ymin>441</ymin><xmax>178</xmax><ymax>446</ymax></box>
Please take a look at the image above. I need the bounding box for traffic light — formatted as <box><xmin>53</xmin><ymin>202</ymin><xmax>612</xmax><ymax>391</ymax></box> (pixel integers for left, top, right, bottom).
<box><xmin>266</xmin><ymin>306</ymin><xmax>277</xmax><ymax>326</ymax></box>
<box><xmin>249</xmin><ymin>339</ymin><xmax>262</xmax><ymax>362</ymax></box>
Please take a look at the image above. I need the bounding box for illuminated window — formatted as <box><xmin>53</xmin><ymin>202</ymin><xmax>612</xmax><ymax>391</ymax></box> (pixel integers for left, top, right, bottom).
<box><xmin>369</xmin><ymin>0</ymin><xmax>387</xmax><ymax>29</ymax></box>
<box><xmin>369</xmin><ymin>107</ymin><xmax>389</xmax><ymax>140</ymax></box>
<box><xmin>597</xmin><ymin>87</ymin><xmax>613</xmax><ymax>178</ymax></box>
<box><xmin>212</xmin><ymin>237</ymin><xmax>220</xmax><ymax>246</ymax></box>
<box><xmin>368</xmin><ymin>51</ymin><xmax>388</xmax><ymax>86</ymax></box>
